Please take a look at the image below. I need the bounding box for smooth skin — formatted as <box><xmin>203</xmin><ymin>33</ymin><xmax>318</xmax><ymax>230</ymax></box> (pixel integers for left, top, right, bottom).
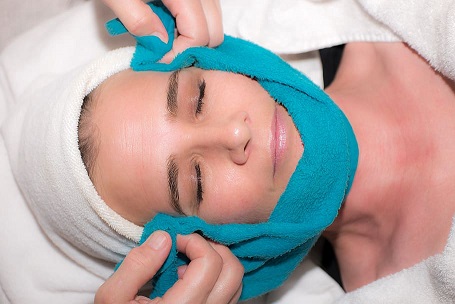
<box><xmin>95</xmin><ymin>231</ymin><xmax>243</xmax><ymax>304</ymax></box>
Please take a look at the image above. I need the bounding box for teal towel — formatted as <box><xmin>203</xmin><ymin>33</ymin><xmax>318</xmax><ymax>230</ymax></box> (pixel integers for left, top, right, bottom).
<box><xmin>107</xmin><ymin>2</ymin><xmax>358</xmax><ymax>300</ymax></box>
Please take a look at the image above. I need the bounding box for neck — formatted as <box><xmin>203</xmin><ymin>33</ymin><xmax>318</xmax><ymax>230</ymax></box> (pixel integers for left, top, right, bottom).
<box><xmin>323</xmin><ymin>42</ymin><xmax>455</xmax><ymax>291</ymax></box>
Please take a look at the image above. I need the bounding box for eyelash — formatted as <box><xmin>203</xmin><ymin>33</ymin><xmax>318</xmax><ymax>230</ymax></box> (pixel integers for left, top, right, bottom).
<box><xmin>195</xmin><ymin>163</ymin><xmax>204</xmax><ymax>204</ymax></box>
<box><xmin>193</xmin><ymin>77</ymin><xmax>205</xmax><ymax>208</ymax></box>
<box><xmin>195</xmin><ymin>79</ymin><xmax>206</xmax><ymax>115</ymax></box>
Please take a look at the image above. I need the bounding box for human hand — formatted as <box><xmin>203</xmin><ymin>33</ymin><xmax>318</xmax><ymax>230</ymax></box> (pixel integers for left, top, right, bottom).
<box><xmin>95</xmin><ymin>231</ymin><xmax>244</xmax><ymax>304</ymax></box>
<box><xmin>101</xmin><ymin>0</ymin><xmax>223</xmax><ymax>62</ymax></box>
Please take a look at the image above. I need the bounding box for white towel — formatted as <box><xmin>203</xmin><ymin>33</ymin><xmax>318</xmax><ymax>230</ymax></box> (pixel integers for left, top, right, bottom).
<box><xmin>0</xmin><ymin>3</ymin><xmax>142</xmax><ymax>302</ymax></box>
<box><xmin>358</xmin><ymin>0</ymin><xmax>455</xmax><ymax>80</ymax></box>
<box><xmin>1</xmin><ymin>2</ymin><xmax>145</xmax><ymax>293</ymax></box>
<box><xmin>223</xmin><ymin>0</ymin><xmax>399</xmax><ymax>54</ymax></box>
<box><xmin>2</xmin><ymin>45</ymin><xmax>145</xmax><ymax>276</ymax></box>
<box><xmin>0</xmin><ymin>135</ymin><xmax>105</xmax><ymax>303</ymax></box>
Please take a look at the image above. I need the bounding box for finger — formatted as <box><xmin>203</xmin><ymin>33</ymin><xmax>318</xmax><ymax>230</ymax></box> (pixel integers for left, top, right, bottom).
<box><xmin>177</xmin><ymin>265</ymin><xmax>188</xmax><ymax>279</ymax></box>
<box><xmin>134</xmin><ymin>295</ymin><xmax>154</xmax><ymax>304</ymax></box>
<box><xmin>206</xmin><ymin>242</ymin><xmax>244</xmax><ymax>304</ymax></box>
<box><xmin>160</xmin><ymin>0</ymin><xmax>223</xmax><ymax>63</ymax></box>
<box><xmin>168</xmin><ymin>0</ymin><xmax>223</xmax><ymax>51</ymax></box>
<box><xmin>200</xmin><ymin>0</ymin><xmax>224</xmax><ymax>47</ymax></box>
<box><xmin>102</xmin><ymin>0</ymin><xmax>168</xmax><ymax>40</ymax></box>
<box><xmin>160</xmin><ymin>0</ymin><xmax>210</xmax><ymax>63</ymax></box>
<box><xmin>94</xmin><ymin>231</ymin><xmax>171</xmax><ymax>304</ymax></box>
<box><xmin>159</xmin><ymin>234</ymin><xmax>223</xmax><ymax>303</ymax></box>
<box><xmin>162</xmin><ymin>0</ymin><xmax>209</xmax><ymax>44</ymax></box>
<box><xmin>229</xmin><ymin>286</ymin><xmax>243</xmax><ymax>304</ymax></box>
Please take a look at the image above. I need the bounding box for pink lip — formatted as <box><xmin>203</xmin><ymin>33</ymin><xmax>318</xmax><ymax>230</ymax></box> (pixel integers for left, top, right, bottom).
<box><xmin>271</xmin><ymin>105</ymin><xmax>287</xmax><ymax>176</ymax></box>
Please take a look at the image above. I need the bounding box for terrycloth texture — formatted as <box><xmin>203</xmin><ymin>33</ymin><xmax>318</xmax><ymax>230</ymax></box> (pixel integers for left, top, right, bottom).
<box><xmin>0</xmin><ymin>3</ymin><xmax>137</xmax><ymax>303</ymax></box>
<box><xmin>2</xmin><ymin>45</ymin><xmax>140</xmax><ymax>276</ymax></box>
<box><xmin>223</xmin><ymin>0</ymin><xmax>399</xmax><ymax>55</ymax></box>
<box><xmin>105</xmin><ymin>1</ymin><xmax>175</xmax><ymax>67</ymax></box>
<box><xmin>260</xmin><ymin>256</ymin><xmax>345</xmax><ymax>303</ymax></box>
<box><xmin>357</xmin><ymin>0</ymin><xmax>455</xmax><ymax>81</ymax></box>
<box><xmin>108</xmin><ymin>2</ymin><xmax>358</xmax><ymax>300</ymax></box>
<box><xmin>224</xmin><ymin>0</ymin><xmax>455</xmax><ymax>83</ymax></box>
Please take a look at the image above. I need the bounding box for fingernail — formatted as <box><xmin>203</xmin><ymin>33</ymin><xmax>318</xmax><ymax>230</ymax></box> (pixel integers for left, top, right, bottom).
<box><xmin>177</xmin><ymin>265</ymin><xmax>188</xmax><ymax>279</ymax></box>
<box><xmin>135</xmin><ymin>296</ymin><xmax>152</xmax><ymax>304</ymax></box>
<box><xmin>147</xmin><ymin>231</ymin><xmax>167</xmax><ymax>250</ymax></box>
<box><xmin>150</xmin><ymin>31</ymin><xmax>168</xmax><ymax>44</ymax></box>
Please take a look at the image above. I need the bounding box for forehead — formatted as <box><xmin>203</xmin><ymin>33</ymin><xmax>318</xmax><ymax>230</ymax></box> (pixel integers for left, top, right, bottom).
<box><xmin>97</xmin><ymin>69</ymin><xmax>168</xmax><ymax>97</ymax></box>
<box><xmin>89</xmin><ymin>69</ymin><xmax>174</xmax><ymax>223</ymax></box>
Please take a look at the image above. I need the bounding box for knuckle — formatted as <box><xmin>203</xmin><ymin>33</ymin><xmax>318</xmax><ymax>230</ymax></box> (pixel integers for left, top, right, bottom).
<box><xmin>208</xmin><ymin>31</ymin><xmax>224</xmax><ymax>47</ymax></box>
<box><xmin>123</xmin><ymin>246</ymin><xmax>151</xmax><ymax>269</ymax></box>
<box><xmin>215</xmin><ymin>245</ymin><xmax>244</xmax><ymax>278</ymax></box>
<box><xmin>149</xmin><ymin>296</ymin><xmax>164</xmax><ymax>304</ymax></box>
<box><xmin>94</xmin><ymin>284</ymin><xmax>114</xmax><ymax>304</ymax></box>
<box><xmin>231</xmin><ymin>259</ymin><xmax>245</xmax><ymax>281</ymax></box>
<box><xmin>187</xmin><ymin>232</ymin><xmax>204</xmax><ymax>244</ymax></box>
<box><xmin>230</xmin><ymin>252</ymin><xmax>244</xmax><ymax>271</ymax></box>
<box><xmin>197</xmin><ymin>32</ymin><xmax>211</xmax><ymax>46</ymax></box>
<box><xmin>128</xmin><ymin>12</ymin><xmax>152</xmax><ymax>36</ymax></box>
<box><xmin>232</xmin><ymin>285</ymin><xmax>243</xmax><ymax>303</ymax></box>
<box><xmin>188</xmin><ymin>35</ymin><xmax>210</xmax><ymax>48</ymax></box>
<box><xmin>222</xmin><ymin>253</ymin><xmax>244</xmax><ymax>279</ymax></box>
<box><xmin>186</xmin><ymin>26</ymin><xmax>210</xmax><ymax>46</ymax></box>
<box><xmin>207</xmin><ymin>249</ymin><xmax>223</xmax><ymax>271</ymax></box>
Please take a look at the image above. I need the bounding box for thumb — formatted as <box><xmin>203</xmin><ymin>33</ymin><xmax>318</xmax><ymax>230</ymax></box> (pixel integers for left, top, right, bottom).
<box><xmin>102</xmin><ymin>0</ymin><xmax>168</xmax><ymax>41</ymax></box>
<box><xmin>95</xmin><ymin>231</ymin><xmax>172</xmax><ymax>303</ymax></box>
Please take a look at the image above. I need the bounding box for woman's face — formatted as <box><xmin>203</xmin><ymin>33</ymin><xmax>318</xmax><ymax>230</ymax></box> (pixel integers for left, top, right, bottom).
<box><xmin>90</xmin><ymin>68</ymin><xmax>303</xmax><ymax>225</ymax></box>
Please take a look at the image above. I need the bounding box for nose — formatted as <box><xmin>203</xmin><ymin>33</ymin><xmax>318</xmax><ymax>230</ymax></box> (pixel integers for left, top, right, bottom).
<box><xmin>196</xmin><ymin>111</ymin><xmax>251</xmax><ymax>165</ymax></box>
<box><xmin>222</xmin><ymin>111</ymin><xmax>251</xmax><ymax>165</ymax></box>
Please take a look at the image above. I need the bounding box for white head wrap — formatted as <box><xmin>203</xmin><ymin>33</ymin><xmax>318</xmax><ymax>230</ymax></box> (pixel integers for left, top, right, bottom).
<box><xmin>2</xmin><ymin>47</ymin><xmax>146</xmax><ymax>275</ymax></box>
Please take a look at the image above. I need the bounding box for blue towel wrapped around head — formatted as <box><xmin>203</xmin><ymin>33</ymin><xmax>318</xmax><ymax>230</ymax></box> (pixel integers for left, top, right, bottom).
<box><xmin>106</xmin><ymin>2</ymin><xmax>358</xmax><ymax>300</ymax></box>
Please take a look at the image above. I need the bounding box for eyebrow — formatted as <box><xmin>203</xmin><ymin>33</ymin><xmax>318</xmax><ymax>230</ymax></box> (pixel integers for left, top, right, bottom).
<box><xmin>167</xmin><ymin>155</ymin><xmax>184</xmax><ymax>215</ymax></box>
<box><xmin>167</xmin><ymin>70</ymin><xmax>180</xmax><ymax>117</ymax></box>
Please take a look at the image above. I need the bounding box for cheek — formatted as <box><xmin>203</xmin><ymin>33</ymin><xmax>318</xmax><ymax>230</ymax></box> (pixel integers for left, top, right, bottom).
<box><xmin>203</xmin><ymin>175</ymin><xmax>276</xmax><ymax>224</ymax></box>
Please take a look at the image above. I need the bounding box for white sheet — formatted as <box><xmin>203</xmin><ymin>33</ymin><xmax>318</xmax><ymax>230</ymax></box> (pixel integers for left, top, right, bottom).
<box><xmin>0</xmin><ymin>2</ymin><xmax>132</xmax><ymax>302</ymax></box>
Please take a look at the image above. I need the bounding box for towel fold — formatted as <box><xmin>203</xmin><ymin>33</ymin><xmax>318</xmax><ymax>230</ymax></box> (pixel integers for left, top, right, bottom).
<box><xmin>357</xmin><ymin>0</ymin><xmax>455</xmax><ymax>80</ymax></box>
<box><xmin>2</xmin><ymin>46</ymin><xmax>139</xmax><ymax>277</ymax></box>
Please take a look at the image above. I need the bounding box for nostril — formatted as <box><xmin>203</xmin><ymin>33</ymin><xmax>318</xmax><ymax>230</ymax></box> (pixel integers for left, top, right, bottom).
<box><xmin>243</xmin><ymin>139</ymin><xmax>251</xmax><ymax>160</ymax></box>
<box><xmin>244</xmin><ymin>139</ymin><xmax>250</xmax><ymax>151</ymax></box>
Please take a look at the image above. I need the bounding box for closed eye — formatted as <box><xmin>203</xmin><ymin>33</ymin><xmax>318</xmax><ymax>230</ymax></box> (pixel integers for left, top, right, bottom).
<box><xmin>195</xmin><ymin>163</ymin><xmax>204</xmax><ymax>206</ymax></box>
<box><xmin>195</xmin><ymin>79</ymin><xmax>206</xmax><ymax>115</ymax></box>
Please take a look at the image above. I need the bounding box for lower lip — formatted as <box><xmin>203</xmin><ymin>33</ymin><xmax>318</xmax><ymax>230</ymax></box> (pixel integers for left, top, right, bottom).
<box><xmin>272</xmin><ymin>105</ymin><xmax>288</xmax><ymax>175</ymax></box>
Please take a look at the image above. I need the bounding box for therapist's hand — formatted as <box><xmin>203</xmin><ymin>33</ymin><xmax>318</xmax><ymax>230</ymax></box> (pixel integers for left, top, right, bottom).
<box><xmin>101</xmin><ymin>0</ymin><xmax>223</xmax><ymax>62</ymax></box>
<box><xmin>95</xmin><ymin>231</ymin><xmax>244</xmax><ymax>304</ymax></box>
